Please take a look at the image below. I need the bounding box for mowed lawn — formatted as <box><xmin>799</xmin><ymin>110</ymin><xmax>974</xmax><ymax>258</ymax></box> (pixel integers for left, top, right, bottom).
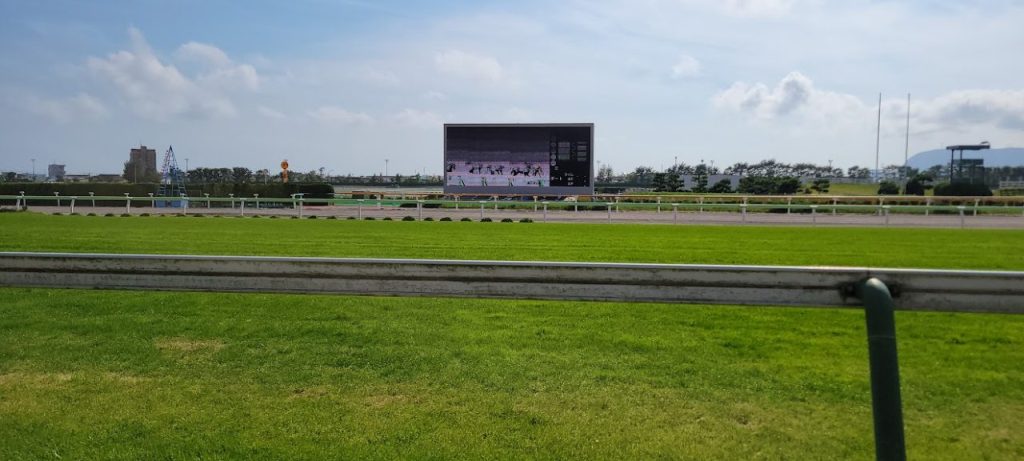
<box><xmin>1</xmin><ymin>213</ymin><xmax>1024</xmax><ymax>459</ymax></box>
<box><xmin>2</xmin><ymin>213</ymin><xmax>1024</xmax><ymax>269</ymax></box>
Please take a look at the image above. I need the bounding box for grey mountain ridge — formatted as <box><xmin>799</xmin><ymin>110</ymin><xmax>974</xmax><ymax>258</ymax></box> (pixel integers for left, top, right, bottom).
<box><xmin>906</xmin><ymin>147</ymin><xmax>1024</xmax><ymax>169</ymax></box>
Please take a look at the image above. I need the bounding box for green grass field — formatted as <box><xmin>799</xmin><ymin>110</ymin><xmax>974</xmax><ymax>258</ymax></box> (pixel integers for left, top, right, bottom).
<box><xmin>2</xmin><ymin>213</ymin><xmax>1023</xmax><ymax>459</ymax></box>
<box><xmin>2</xmin><ymin>213</ymin><xmax>1024</xmax><ymax>269</ymax></box>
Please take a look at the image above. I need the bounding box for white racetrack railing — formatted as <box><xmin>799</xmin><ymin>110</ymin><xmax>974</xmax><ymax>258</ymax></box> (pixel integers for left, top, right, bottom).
<box><xmin>1</xmin><ymin>252</ymin><xmax>1021</xmax><ymax>313</ymax></box>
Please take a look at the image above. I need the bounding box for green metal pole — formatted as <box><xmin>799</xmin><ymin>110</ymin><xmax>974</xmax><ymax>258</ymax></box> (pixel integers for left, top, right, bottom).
<box><xmin>857</xmin><ymin>278</ymin><xmax>907</xmax><ymax>461</ymax></box>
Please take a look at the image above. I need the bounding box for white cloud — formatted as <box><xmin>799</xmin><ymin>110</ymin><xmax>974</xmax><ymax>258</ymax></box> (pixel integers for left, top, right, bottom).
<box><xmin>671</xmin><ymin>55</ymin><xmax>701</xmax><ymax>79</ymax></box>
<box><xmin>713</xmin><ymin>71</ymin><xmax>863</xmax><ymax>122</ymax></box>
<box><xmin>175</xmin><ymin>41</ymin><xmax>260</xmax><ymax>91</ymax></box>
<box><xmin>504</xmin><ymin>107</ymin><xmax>533</xmax><ymax>122</ymax></box>
<box><xmin>911</xmin><ymin>90</ymin><xmax>1024</xmax><ymax>132</ymax></box>
<box><xmin>393</xmin><ymin>108</ymin><xmax>443</xmax><ymax>127</ymax></box>
<box><xmin>86</xmin><ymin>27</ymin><xmax>258</xmax><ymax>120</ymax></box>
<box><xmin>257</xmin><ymin>105</ymin><xmax>286</xmax><ymax>119</ymax></box>
<box><xmin>358</xmin><ymin>67</ymin><xmax>400</xmax><ymax>86</ymax></box>
<box><xmin>434</xmin><ymin>50</ymin><xmax>503</xmax><ymax>83</ymax></box>
<box><xmin>24</xmin><ymin>92</ymin><xmax>109</xmax><ymax>123</ymax></box>
<box><xmin>422</xmin><ymin>90</ymin><xmax>447</xmax><ymax>101</ymax></box>
<box><xmin>308</xmin><ymin>106</ymin><xmax>374</xmax><ymax>125</ymax></box>
<box><xmin>721</xmin><ymin>0</ymin><xmax>798</xmax><ymax>17</ymax></box>
<box><xmin>715</xmin><ymin>71</ymin><xmax>1024</xmax><ymax>141</ymax></box>
<box><xmin>175</xmin><ymin>42</ymin><xmax>231</xmax><ymax>68</ymax></box>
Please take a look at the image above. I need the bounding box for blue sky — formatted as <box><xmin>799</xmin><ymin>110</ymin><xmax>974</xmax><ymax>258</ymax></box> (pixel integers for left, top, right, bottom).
<box><xmin>1</xmin><ymin>0</ymin><xmax>1022</xmax><ymax>176</ymax></box>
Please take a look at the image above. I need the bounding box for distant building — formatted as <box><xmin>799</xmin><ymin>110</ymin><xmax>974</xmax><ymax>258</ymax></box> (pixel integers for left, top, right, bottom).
<box><xmin>47</xmin><ymin>164</ymin><xmax>66</xmax><ymax>181</ymax></box>
<box><xmin>125</xmin><ymin>145</ymin><xmax>159</xmax><ymax>182</ymax></box>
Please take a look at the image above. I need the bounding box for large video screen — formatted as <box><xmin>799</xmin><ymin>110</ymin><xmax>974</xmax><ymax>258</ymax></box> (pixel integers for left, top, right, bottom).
<box><xmin>444</xmin><ymin>123</ymin><xmax>594</xmax><ymax>195</ymax></box>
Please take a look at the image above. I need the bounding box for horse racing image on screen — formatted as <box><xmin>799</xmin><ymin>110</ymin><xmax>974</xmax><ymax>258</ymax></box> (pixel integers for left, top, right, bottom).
<box><xmin>444</xmin><ymin>124</ymin><xmax>594</xmax><ymax>195</ymax></box>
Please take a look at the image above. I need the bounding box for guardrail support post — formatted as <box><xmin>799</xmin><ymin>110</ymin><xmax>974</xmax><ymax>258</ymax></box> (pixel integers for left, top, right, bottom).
<box><xmin>534</xmin><ymin>196</ymin><xmax>538</xmax><ymax>212</ymax></box>
<box><xmin>493</xmin><ymin>196</ymin><xmax>498</xmax><ymax>211</ymax></box>
<box><xmin>124</xmin><ymin>194</ymin><xmax>131</xmax><ymax>214</ymax></box>
<box><xmin>542</xmin><ymin>201</ymin><xmax>548</xmax><ymax>222</ymax></box>
<box><xmin>810</xmin><ymin>205</ymin><xmax>817</xmax><ymax>225</ymax></box>
<box><xmin>672</xmin><ymin>204</ymin><xmax>678</xmax><ymax>222</ymax></box>
<box><xmin>657</xmin><ymin>196</ymin><xmax>661</xmax><ymax>213</ymax></box>
<box><xmin>832</xmin><ymin>198</ymin><xmax>837</xmax><ymax>216</ymax></box>
<box><xmin>240</xmin><ymin>198</ymin><xmax>245</xmax><ymax>217</ymax></box>
<box><xmin>70</xmin><ymin>197</ymin><xmax>76</xmax><ymax>214</ymax></box>
<box><xmin>741</xmin><ymin>204</ymin><xmax>747</xmax><ymax>223</ymax></box>
<box><xmin>958</xmin><ymin>205</ymin><xmax>965</xmax><ymax>228</ymax></box>
<box><xmin>607</xmin><ymin>203</ymin><xmax>613</xmax><ymax>223</ymax></box>
<box><xmin>357</xmin><ymin>199</ymin><xmax>364</xmax><ymax>219</ymax></box>
<box><xmin>883</xmin><ymin>206</ymin><xmax>890</xmax><ymax>226</ymax></box>
<box><xmin>974</xmin><ymin>199</ymin><xmax>979</xmax><ymax>217</ymax></box>
<box><xmin>298</xmin><ymin>198</ymin><xmax>304</xmax><ymax>218</ymax></box>
<box><xmin>925</xmin><ymin>199</ymin><xmax>930</xmax><ymax>216</ymax></box>
<box><xmin>787</xmin><ymin>197</ymin><xmax>792</xmax><ymax>214</ymax></box>
<box><xmin>854</xmin><ymin>278</ymin><xmax>907</xmax><ymax>461</ymax></box>
<box><xmin>699</xmin><ymin>197</ymin><xmax>704</xmax><ymax>214</ymax></box>
<box><xmin>479</xmin><ymin>201</ymin><xmax>485</xmax><ymax>219</ymax></box>
<box><xmin>417</xmin><ymin>200</ymin><xmax>423</xmax><ymax>220</ymax></box>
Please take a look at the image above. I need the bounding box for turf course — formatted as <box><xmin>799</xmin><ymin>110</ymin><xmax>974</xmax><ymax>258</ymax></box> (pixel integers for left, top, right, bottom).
<box><xmin>2</xmin><ymin>213</ymin><xmax>1023</xmax><ymax>269</ymax></box>
<box><xmin>2</xmin><ymin>213</ymin><xmax>1023</xmax><ymax>459</ymax></box>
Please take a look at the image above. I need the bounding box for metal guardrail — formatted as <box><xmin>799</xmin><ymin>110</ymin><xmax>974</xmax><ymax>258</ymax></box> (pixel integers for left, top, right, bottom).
<box><xmin>3</xmin><ymin>252</ymin><xmax>1022</xmax><ymax>460</ymax></box>
<box><xmin>1</xmin><ymin>252</ymin><xmax>1022</xmax><ymax>313</ymax></box>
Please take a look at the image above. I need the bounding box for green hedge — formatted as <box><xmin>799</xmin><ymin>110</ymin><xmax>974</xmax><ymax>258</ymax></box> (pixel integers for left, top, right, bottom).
<box><xmin>0</xmin><ymin>182</ymin><xmax>334</xmax><ymax>206</ymax></box>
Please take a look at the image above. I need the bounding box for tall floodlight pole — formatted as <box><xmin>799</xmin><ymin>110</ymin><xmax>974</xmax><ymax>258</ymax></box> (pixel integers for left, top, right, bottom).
<box><xmin>904</xmin><ymin>94</ymin><xmax>910</xmax><ymax>184</ymax></box>
<box><xmin>874</xmin><ymin>93</ymin><xmax>882</xmax><ymax>182</ymax></box>
<box><xmin>385</xmin><ymin>159</ymin><xmax>389</xmax><ymax>177</ymax></box>
<box><xmin>31</xmin><ymin>158</ymin><xmax>36</xmax><ymax>179</ymax></box>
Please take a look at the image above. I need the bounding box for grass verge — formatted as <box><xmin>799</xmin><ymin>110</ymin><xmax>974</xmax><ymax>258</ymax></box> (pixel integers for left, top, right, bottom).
<box><xmin>1</xmin><ymin>288</ymin><xmax>1022</xmax><ymax>460</ymax></box>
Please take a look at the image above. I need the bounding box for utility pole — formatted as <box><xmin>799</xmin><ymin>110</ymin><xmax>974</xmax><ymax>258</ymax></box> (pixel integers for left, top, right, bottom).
<box><xmin>31</xmin><ymin>158</ymin><xmax>35</xmax><ymax>180</ymax></box>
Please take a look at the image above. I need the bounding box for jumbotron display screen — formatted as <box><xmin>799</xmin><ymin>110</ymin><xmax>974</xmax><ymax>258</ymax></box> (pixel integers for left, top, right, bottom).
<box><xmin>444</xmin><ymin>123</ymin><xmax>594</xmax><ymax>195</ymax></box>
